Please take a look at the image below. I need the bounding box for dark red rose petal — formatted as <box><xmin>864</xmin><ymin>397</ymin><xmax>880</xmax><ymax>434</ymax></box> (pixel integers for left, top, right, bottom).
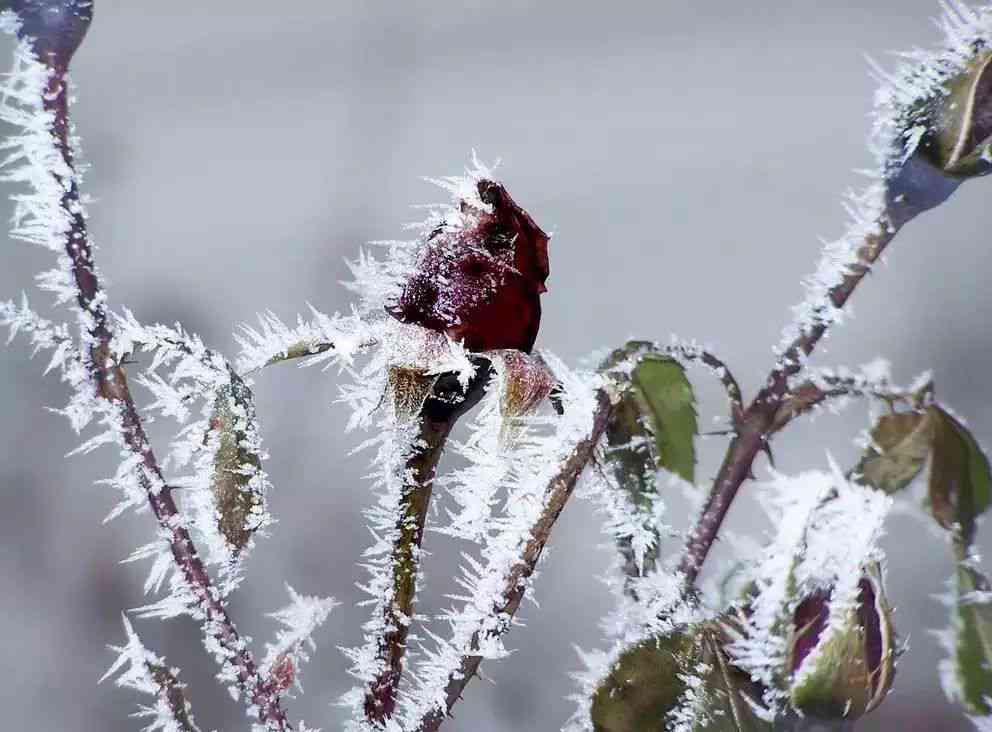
<box><xmin>387</xmin><ymin>180</ymin><xmax>549</xmax><ymax>353</ymax></box>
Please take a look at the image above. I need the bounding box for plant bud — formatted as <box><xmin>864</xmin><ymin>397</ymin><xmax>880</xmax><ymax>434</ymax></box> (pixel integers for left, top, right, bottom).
<box><xmin>387</xmin><ymin>180</ymin><xmax>549</xmax><ymax>354</ymax></box>
<box><xmin>921</xmin><ymin>50</ymin><xmax>992</xmax><ymax>178</ymax></box>
<box><xmin>7</xmin><ymin>0</ymin><xmax>93</xmax><ymax>68</ymax></box>
<box><xmin>787</xmin><ymin>567</ymin><xmax>896</xmax><ymax>721</ymax></box>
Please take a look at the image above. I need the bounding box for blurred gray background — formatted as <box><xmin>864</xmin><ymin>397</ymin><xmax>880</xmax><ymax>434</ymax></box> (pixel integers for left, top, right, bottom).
<box><xmin>1</xmin><ymin>1</ymin><xmax>990</xmax><ymax>730</ymax></box>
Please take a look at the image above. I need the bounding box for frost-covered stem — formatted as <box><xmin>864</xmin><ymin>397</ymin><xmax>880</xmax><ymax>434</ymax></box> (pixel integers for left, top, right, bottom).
<box><xmin>769</xmin><ymin>375</ymin><xmax>928</xmax><ymax>432</ymax></box>
<box><xmin>42</xmin><ymin>64</ymin><xmax>290</xmax><ymax>730</ymax></box>
<box><xmin>664</xmin><ymin>342</ymin><xmax>744</xmax><ymax>418</ymax></box>
<box><xmin>363</xmin><ymin>404</ymin><xmax>459</xmax><ymax>721</ymax></box>
<box><xmin>148</xmin><ymin>663</ymin><xmax>203</xmax><ymax>732</ymax></box>
<box><xmin>677</xmin><ymin>218</ymin><xmax>901</xmax><ymax>586</ymax></box>
<box><xmin>415</xmin><ymin>388</ymin><xmax>614</xmax><ymax>732</ymax></box>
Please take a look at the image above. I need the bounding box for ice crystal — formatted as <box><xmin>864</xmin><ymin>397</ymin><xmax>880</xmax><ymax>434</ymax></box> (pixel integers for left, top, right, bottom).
<box><xmin>262</xmin><ymin>584</ymin><xmax>339</xmax><ymax>696</ymax></box>
<box><xmin>389</xmin><ymin>359</ymin><xmax>606</xmax><ymax>728</ymax></box>
<box><xmin>102</xmin><ymin>615</ymin><xmax>202</xmax><ymax>732</ymax></box>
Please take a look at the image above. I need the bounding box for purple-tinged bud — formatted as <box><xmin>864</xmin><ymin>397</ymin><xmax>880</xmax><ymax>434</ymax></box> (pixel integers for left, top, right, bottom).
<box><xmin>787</xmin><ymin>566</ymin><xmax>896</xmax><ymax>720</ymax></box>
<box><xmin>6</xmin><ymin>0</ymin><xmax>93</xmax><ymax>69</ymax></box>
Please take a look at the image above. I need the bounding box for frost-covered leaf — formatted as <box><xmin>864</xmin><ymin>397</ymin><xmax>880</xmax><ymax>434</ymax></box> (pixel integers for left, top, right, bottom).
<box><xmin>632</xmin><ymin>354</ymin><xmax>698</xmax><ymax>485</ymax></box>
<box><xmin>941</xmin><ymin>561</ymin><xmax>992</xmax><ymax>717</ymax></box>
<box><xmin>590</xmin><ymin>629</ymin><xmax>701</xmax><ymax>732</ymax></box>
<box><xmin>206</xmin><ymin>370</ymin><xmax>268</xmax><ymax>554</ymax></box>
<box><xmin>598</xmin><ymin>345</ymin><xmax>697</xmax><ymax>579</ymax></box>
<box><xmin>693</xmin><ymin>627</ymin><xmax>773</xmax><ymax>732</ymax></box>
<box><xmin>853</xmin><ymin>410</ymin><xmax>932</xmax><ymax>494</ymax></box>
<box><xmin>589</xmin><ymin>622</ymin><xmax>770</xmax><ymax>732</ymax></box>
<box><xmin>929</xmin><ymin>406</ymin><xmax>992</xmax><ymax>547</ymax></box>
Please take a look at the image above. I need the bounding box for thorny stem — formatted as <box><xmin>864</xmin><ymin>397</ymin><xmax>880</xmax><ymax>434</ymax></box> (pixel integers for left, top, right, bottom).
<box><xmin>663</xmin><ymin>342</ymin><xmax>744</xmax><ymax>419</ymax></box>
<box><xmin>415</xmin><ymin>388</ymin><xmax>615</xmax><ymax>732</ymax></box>
<box><xmin>769</xmin><ymin>374</ymin><xmax>931</xmax><ymax>433</ymax></box>
<box><xmin>148</xmin><ymin>662</ymin><xmax>202</xmax><ymax>732</ymax></box>
<box><xmin>44</xmin><ymin>62</ymin><xmax>291</xmax><ymax>730</ymax></box>
<box><xmin>677</xmin><ymin>219</ymin><xmax>901</xmax><ymax>586</ymax></box>
<box><xmin>364</xmin><ymin>366</ymin><xmax>491</xmax><ymax>723</ymax></box>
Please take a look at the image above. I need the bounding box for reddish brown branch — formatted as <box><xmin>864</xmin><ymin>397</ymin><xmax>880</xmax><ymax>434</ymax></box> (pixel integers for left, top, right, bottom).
<box><xmin>44</xmin><ymin>62</ymin><xmax>290</xmax><ymax>731</ymax></box>
<box><xmin>677</xmin><ymin>222</ymin><xmax>901</xmax><ymax>586</ymax></box>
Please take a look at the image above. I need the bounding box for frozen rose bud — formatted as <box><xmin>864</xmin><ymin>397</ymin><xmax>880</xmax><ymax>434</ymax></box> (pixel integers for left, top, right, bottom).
<box><xmin>387</xmin><ymin>179</ymin><xmax>549</xmax><ymax>354</ymax></box>
<box><xmin>7</xmin><ymin>0</ymin><xmax>93</xmax><ymax>69</ymax></box>
<box><xmin>921</xmin><ymin>50</ymin><xmax>992</xmax><ymax>178</ymax></box>
<box><xmin>788</xmin><ymin>567</ymin><xmax>896</xmax><ymax>721</ymax></box>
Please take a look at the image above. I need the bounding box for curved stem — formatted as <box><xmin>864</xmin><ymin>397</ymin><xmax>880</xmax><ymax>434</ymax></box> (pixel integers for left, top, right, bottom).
<box><xmin>677</xmin><ymin>218</ymin><xmax>901</xmax><ymax>586</ymax></box>
<box><xmin>44</xmin><ymin>65</ymin><xmax>290</xmax><ymax>729</ymax></box>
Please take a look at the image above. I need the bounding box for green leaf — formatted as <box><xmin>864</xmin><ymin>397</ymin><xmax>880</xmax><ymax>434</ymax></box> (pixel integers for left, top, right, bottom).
<box><xmin>631</xmin><ymin>355</ymin><xmax>698</xmax><ymax>485</ymax></box>
<box><xmin>599</xmin><ymin>344</ymin><xmax>698</xmax><ymax>580</ymax></box>
<box><xmin>852</xmin><ymin>411</ymin><xmax>932</xmax><ymax>494</ymax></box>
<box><xmin>590</xmin><ymin>625</ymin><xmax>772</xmax><ymax>732</ymax></box>
<box><xmin>949</xmin><ymin>563</ymin><xmax>992</xmax><ymax>716</ymax></box>
<box><xmin>591</xmin><ymin>630</ymin><xmax>701</xmax><ymax>732</ymax></box>
<box><xmin>695</xmin><ymin>627</ymin><xmax>774</xmax><ymax>732</ymax></box>
<box><xmin>928</xmin><ymin>406</ymin><xmax>992</xmax><ymax>548</ymax></box>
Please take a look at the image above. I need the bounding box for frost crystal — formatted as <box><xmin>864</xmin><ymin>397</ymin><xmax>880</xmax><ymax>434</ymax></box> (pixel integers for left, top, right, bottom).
<box><xmin>102</xmin><ymin>615</ymin><xmax>202</xmax><ymax>732</ymax></box>
<box><xmin>262</xmin><ymin>584</ymin><xmax>339</xmax><ymax>696</ymax></box>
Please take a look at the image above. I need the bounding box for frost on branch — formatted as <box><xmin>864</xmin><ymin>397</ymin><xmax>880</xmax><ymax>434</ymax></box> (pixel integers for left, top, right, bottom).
<box><xmin>262</xmin><ymin>584</ymin><xmax>339</xmax><ymax>697</ymax></box>
<box><xmin>110</xmin><ymin>311</ymin><xmax>274</xmax><ymax>583</ymax></box>
<box><xmin>777</xmin><ymin>1</ymin><xmax>992</xmax><ymax>368</ymax></box>
<box><xmin>102</xmin><ymin>615</ymin><xmax>202</xmax><ymax>732</ymax></box>
<box><xmin>235</xmin><ymin>308</ymin><xmax>376</xmax><ymax>374</ymax></box>
<box><xmin>399</xmin><ymin>358</ymin><xmax>601</xmax><ymax>728</ymax></box>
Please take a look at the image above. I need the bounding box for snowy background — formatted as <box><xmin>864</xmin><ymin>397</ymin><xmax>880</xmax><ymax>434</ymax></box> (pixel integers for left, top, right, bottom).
<box><xmin>1</xmin><ymin>1</ymin><xmax>991</xmax><ymax>730</ymax></box>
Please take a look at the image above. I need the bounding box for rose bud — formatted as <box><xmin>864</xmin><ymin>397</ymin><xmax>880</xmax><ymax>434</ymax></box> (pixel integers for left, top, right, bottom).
<box><xmin>787</xmin><ymin>566</ymin><xmax>896</xmax><ymax>721</ymax></box>
<box><xmin>6</xmin><ymin>0</ymin><xmax>93</xmax><ymax>69</ymax></box>
<box><xmin>920</xmin><ymin>49</ymin><xmax>992</xmax><ymax>179</ymax></box>
<box><xmin>386</xmin><ymin>179</ymin><xmax>549</xmax><ymax>354</ymax></box>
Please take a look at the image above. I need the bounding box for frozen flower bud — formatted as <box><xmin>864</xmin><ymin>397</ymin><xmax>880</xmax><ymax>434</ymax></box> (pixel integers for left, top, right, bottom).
<box><xmin>920</xmin><ymin>50</ymin><xmax>992</xmax><ymax>178</ymax></box>
<box><xmin>7</xmin><ymin>0</ymin><xmax>93</xmax><ymax>69</ymax></box>
<box><xmin>787</xmin><ymin>567</ymin><xmax>896</xmax><ymax>721</ymax></box>
<box><xmin>387</xmin><ymin>180</ymin><xmax>549</xmax><ymax>353</ymax></box>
